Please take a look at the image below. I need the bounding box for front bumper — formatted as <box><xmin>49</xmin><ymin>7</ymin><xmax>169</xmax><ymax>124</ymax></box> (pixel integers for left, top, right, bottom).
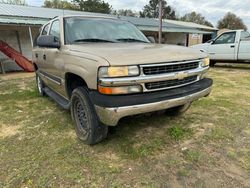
<box><xmin>92</xmin><ymin>78</ymin><xmax>213</xmax><ymax>126</ymax></box>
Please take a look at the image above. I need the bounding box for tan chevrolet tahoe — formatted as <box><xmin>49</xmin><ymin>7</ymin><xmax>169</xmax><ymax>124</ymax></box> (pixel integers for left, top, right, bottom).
<box><xmin>33</xmin><ymin>15</ymin><xmax>213</xmax><ymax>145</ymax></box>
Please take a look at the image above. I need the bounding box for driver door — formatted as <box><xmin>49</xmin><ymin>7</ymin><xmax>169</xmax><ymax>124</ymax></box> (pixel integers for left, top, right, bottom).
<box><xmin>208</xmin><ymin>32</ymin><xmax>236</xmax><ymax>60</ymax></box>
<box><xmin>43</xmin><ymin>19</ymin><xmax>64</xmax><ymax>94</ymax></box>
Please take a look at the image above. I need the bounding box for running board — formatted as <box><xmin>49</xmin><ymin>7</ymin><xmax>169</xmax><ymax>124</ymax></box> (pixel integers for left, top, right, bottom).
<box><xmin>44</xmin><ymin>87</ymin><xmax>70</xmax><ymax>110</ymax></box>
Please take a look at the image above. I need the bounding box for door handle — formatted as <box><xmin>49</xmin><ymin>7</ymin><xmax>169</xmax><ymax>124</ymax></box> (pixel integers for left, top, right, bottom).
<box><xmin>43</xmin><ymin>54</ymin><xmax>46</xmax><ymax>60</ymax></box>
<box><xmin>230</xmin><ymin>45</ymin><xmax>235</xmax><ymax>48</ymax></box>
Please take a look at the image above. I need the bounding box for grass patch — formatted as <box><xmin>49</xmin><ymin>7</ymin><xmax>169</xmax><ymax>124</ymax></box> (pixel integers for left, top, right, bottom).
<box><xmin>183</xmin><ymin>149</ymin><xmax>203</xmax><ymax>163</ymax></box>
<box><xmin>238</xmin><ymin>149</ymin><xmax>250</xmax><ymax>170</ymax></box>
<box><xmin>178</xmin><ymin>167</ymin><xmax>191</xmax><ymax>177</ymax></box>
<box><xmin>205</xmin><ymin>126</ymin><xmax>234</xmax><ymax>141</ymax></box>
<box><xmin>168</xmin><ymin>126</ymin><xmax>193</xmax><ymax>140</ymax></box>
<box><xmin>1</xmin><ymin>65</ymin><xmax>250</xmax><ymax>187</ymax></box>
<box><xmin>117</xmin><ymin>137</ymin><xmax>165</xmax><ymax>159</ymax></box>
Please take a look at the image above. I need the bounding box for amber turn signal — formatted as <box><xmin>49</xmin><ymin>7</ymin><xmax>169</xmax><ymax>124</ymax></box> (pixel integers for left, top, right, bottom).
<box><xmin>98</xmin><ymin>85</ymin><xmax>142</xmax><ymax>95</ymax></box>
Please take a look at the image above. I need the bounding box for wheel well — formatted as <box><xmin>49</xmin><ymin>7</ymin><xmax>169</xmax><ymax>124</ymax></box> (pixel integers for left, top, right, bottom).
<box><xmin>65</xmin><ymin>73</ymin><xmax>88</xmax><ymax>98</ymax></box>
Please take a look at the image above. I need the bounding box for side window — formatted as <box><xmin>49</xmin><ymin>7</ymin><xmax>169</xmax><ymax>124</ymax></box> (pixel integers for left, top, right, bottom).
<box><xmin>49</xmin><ymin>20</ymin><xmax>60</xmax><ymax>41</ymax></box>
<box><xmin>213</xmin><ymin>32</ymin><xmax>236</xmax><ymax>45</ymax></box>
<box><xmin>241</xmin><ymin>31</ymin><xmax>250</xmax><ymax>39</ymax></box>
<box><xmin>41</xmin><ymin>24</ymin><xmax>50</xmax><ymax>35</ymax></box>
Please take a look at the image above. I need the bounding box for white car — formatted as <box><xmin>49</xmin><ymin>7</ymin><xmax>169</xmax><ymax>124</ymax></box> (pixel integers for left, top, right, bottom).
<box><xmin>192</xmin><ymin>30</ymin><xmax>250</xmax><ymax>66</ymax></box>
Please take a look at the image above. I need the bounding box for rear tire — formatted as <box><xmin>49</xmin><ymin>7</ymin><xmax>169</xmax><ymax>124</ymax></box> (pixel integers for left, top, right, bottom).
<box><xmin>36</xmin><ymin>73</ymin><xmax>45</xmax><ymax>96</ymax></box>
<box><xmin>165</xmin><ymin>103</ymin><xmax>191</xmax><ymax>116</ymax></box>
<box><xmin>70</xmin><ymin>87</ymin><xmax>108</xmax><ymax>145</ymax></box>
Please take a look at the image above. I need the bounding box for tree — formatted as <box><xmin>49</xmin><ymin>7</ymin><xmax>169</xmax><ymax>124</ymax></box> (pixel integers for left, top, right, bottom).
<box><xmin>217</xmin><ymin>12</ymin><xmax>247</xmax><ymax>30</ymax></box>
<box><xmin>180</xmin><ymin>11</ymin><xmax>213</xmax><ymax>27</ymax></box>
<box><xmin>113</xmin><ymin>9</ymin><xmax>137</xmax><ymax>17</ymax></box>
<box><xmin>140</xmin><ymin>0</ymin><xmax>176</xmax><ymax>20</ymax></box>
<box><xmin>43</xmin><ymin>0</ymin><xmax>78</xmax><ymax>10</ymax></box>
<box><xmin>73</xmin><ymin>0</ymin><xmax>112</xmax><ymax>14</ymax></box>
<box><xmin>0</xmin><ymin>0</ymin><xmax>26</xmax><ymax>5</ymax></box>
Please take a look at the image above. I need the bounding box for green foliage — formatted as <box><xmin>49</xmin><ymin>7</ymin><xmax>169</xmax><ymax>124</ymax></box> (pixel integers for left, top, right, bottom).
<box><xmin>113</xmin><ymin>9</ymin><xmax>137</xmax><ymax>17</ymax></box>
<box><xmin>73</xmin><ymin>0</ymin><xmax>112</xmax><ymax>14</ymax></box>
<box><xmin>0</xmin><ymin>0</ymin><xmax>26</xmax><ymax>5</ymax></box>
<box><xmin>217</xmin><ymin>12</ymin><xmax>247</xmax><ymax>30</ymax></box>
<box><xmin>43</xmin><ymin>0</ymin><xmax>112</xmax><ymax>14</ymax></box>
<box><xmin>140</xmin><ymin>0</ymin><xmax>176</xmax><ymax>19</ymax></box>
<box><xmin>180</xmin><ymin>11</ymin><xmax>213</xmax><ymax>27</ymax></box>
<box><xmin>43</xmin><ymin>0</ymin><xmax>78</xmax><ymax>10</ymax></box>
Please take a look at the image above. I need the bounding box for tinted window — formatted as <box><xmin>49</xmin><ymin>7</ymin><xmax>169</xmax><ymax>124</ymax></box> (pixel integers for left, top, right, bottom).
<box><xmin>41</xmin><ymin>24</ymin><xmax>50</xmax><ymax>35</ymax></box>
<box><xmin>213</xmin><ymin>32</ymin><xmax>236</xmax><ymax>44</ymax></box>
<box><xmin>49</xmin><ymin>20</ymin><xmax>60</xmax><ymax>40</ymax></box>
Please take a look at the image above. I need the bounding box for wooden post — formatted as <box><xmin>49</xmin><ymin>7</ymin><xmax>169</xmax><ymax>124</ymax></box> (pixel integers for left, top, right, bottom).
<box><xmin>158</xmin><ymin>0</ymin><xmax>163</xmax><ymax>44</ymax></box>
<box><xmin>0</xmin><ymin>61</ymin><xmax>5</xmax><ymax>74</ymax></box>
<box><xmin>16</xmin><ymin>30</ymin><xmax>22</xmax><ymax>54</ymax></box>
<box><xmin>29</xmin><ymin>26</ymin><xmax>33</xmax><ymax>48</ymax></box>
<box><xmin>0</xmin><ymin>59</ymin><xmax>8</xmax><ymax>74</ymax></box>
<box><xmin>186</xmin><ymin>33</ymin><xmax>189</xmax><ymax>47</ymax></box>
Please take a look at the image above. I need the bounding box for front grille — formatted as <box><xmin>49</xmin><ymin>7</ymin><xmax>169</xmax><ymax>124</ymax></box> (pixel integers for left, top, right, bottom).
<box><xmin>143</xmin><ymin>61</ymin><xmax>199</xmax><ymax>75</ymax></box>
<box><xmin>145</xmin><ymin>76</ymin><xmax>197</xmax><ymax>90</ymax></box>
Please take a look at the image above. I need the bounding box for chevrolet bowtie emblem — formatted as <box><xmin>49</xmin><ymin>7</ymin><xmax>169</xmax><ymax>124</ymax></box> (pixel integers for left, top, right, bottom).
<box><xmin>176</xmin><ymin>72</ymin><xmax>188</xmax><ymax>80</ymax></box>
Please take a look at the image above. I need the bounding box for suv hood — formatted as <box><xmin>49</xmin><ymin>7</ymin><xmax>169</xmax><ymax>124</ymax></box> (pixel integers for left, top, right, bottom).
<box><xmin>68</xmin><ymin>43</ymin><xmax>206</xmax><ymax>66</ymax></box>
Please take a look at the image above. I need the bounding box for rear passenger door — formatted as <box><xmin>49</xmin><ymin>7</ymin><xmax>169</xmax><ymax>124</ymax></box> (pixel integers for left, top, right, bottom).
<box><xmin>208</xmin><ymin>32</ymin><xmax>237</xmax><ymax>60</ymax></box>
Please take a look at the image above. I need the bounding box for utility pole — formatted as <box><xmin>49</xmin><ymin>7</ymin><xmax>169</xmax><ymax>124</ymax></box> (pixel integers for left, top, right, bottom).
<box><xmin>158</xmin><ymin>0</ymin><xmax>163</xmax><ymax>44</ymax></box>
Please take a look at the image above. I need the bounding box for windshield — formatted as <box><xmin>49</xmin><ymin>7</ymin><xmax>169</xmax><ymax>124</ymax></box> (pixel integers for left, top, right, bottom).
<box><xmin>64</xmin><ymin>17</ymin><xmax>149</xmax><ymax>44</ymax></box>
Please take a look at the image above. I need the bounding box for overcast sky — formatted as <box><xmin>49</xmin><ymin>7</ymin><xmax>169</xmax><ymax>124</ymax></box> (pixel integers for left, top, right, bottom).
<box><xmin>26</xmin><ymin>0</ymin><xmax>250</xmax><ymax>29</ymax></box>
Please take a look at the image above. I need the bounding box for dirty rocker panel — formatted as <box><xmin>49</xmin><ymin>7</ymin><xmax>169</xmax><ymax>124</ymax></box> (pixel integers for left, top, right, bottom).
<box><xmin>39</xmin><ymin>70</ymin><xmax>62</xmax><ymax>85</ymax></box>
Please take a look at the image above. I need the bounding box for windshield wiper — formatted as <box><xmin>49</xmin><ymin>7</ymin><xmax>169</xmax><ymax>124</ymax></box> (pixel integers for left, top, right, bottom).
<box><xmin>74</xmin><ymin>38</ymin><xmax>116</xmax><ymax>43</ymax></box>
<box><xmin>116</xmin><ymin>38</ymin><xmax>149</xmax><ymax>43</ymax></box>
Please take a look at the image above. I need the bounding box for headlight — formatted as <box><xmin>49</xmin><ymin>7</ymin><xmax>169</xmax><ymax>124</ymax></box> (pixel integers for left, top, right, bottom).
<box><xmin>201</xmin><ymin>57</ymin><xmax>210</xmax><ymax>67</ymax></box>
<box><xmin>98</xmin><ymin>85</ymin><xmax>142</xmax><ymax>95</ymax></box>
<box><xmin>98</xmin><ymin>66</ymin><xmax>139</xmax><ymax>78</ymax></box>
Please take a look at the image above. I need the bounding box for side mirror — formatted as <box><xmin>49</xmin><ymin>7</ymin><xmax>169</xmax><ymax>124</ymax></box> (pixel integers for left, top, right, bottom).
<box><xmin>147</xmin><ymin>36</ymin><xmax>156</xmax><ymax>43</ymax></box>
<box><xmin>37</xmin><ymin>35</ymin><xmax>60</xmax><ymax>48</ymax></box>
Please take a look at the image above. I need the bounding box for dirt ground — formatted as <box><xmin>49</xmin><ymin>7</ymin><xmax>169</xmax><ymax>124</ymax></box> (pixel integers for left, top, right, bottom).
<box><xmin>0</xmin><ymin>64</ymin><xmax>250</xmax><ymax>187</ymax></box>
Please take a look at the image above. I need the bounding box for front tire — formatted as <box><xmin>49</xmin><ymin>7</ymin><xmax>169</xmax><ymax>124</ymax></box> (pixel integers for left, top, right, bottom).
<box><xmin>70</xmin><ymin>87</ymin><xmax>108</xmax><ymax>145</ymax></box>
<box><xmin>165</xmin><ymin>102</ymin><xmax>191</xmax><ymax>116</ymax></box>
<box><xmin>210</xmin><ymin>61</ymin><xmax>216</xmax><ymax>67</ymax></box>
<box><xmin>36</xmin><ymin>73</ymin><xmax>45</xmax><ymax>96</ymax></box>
